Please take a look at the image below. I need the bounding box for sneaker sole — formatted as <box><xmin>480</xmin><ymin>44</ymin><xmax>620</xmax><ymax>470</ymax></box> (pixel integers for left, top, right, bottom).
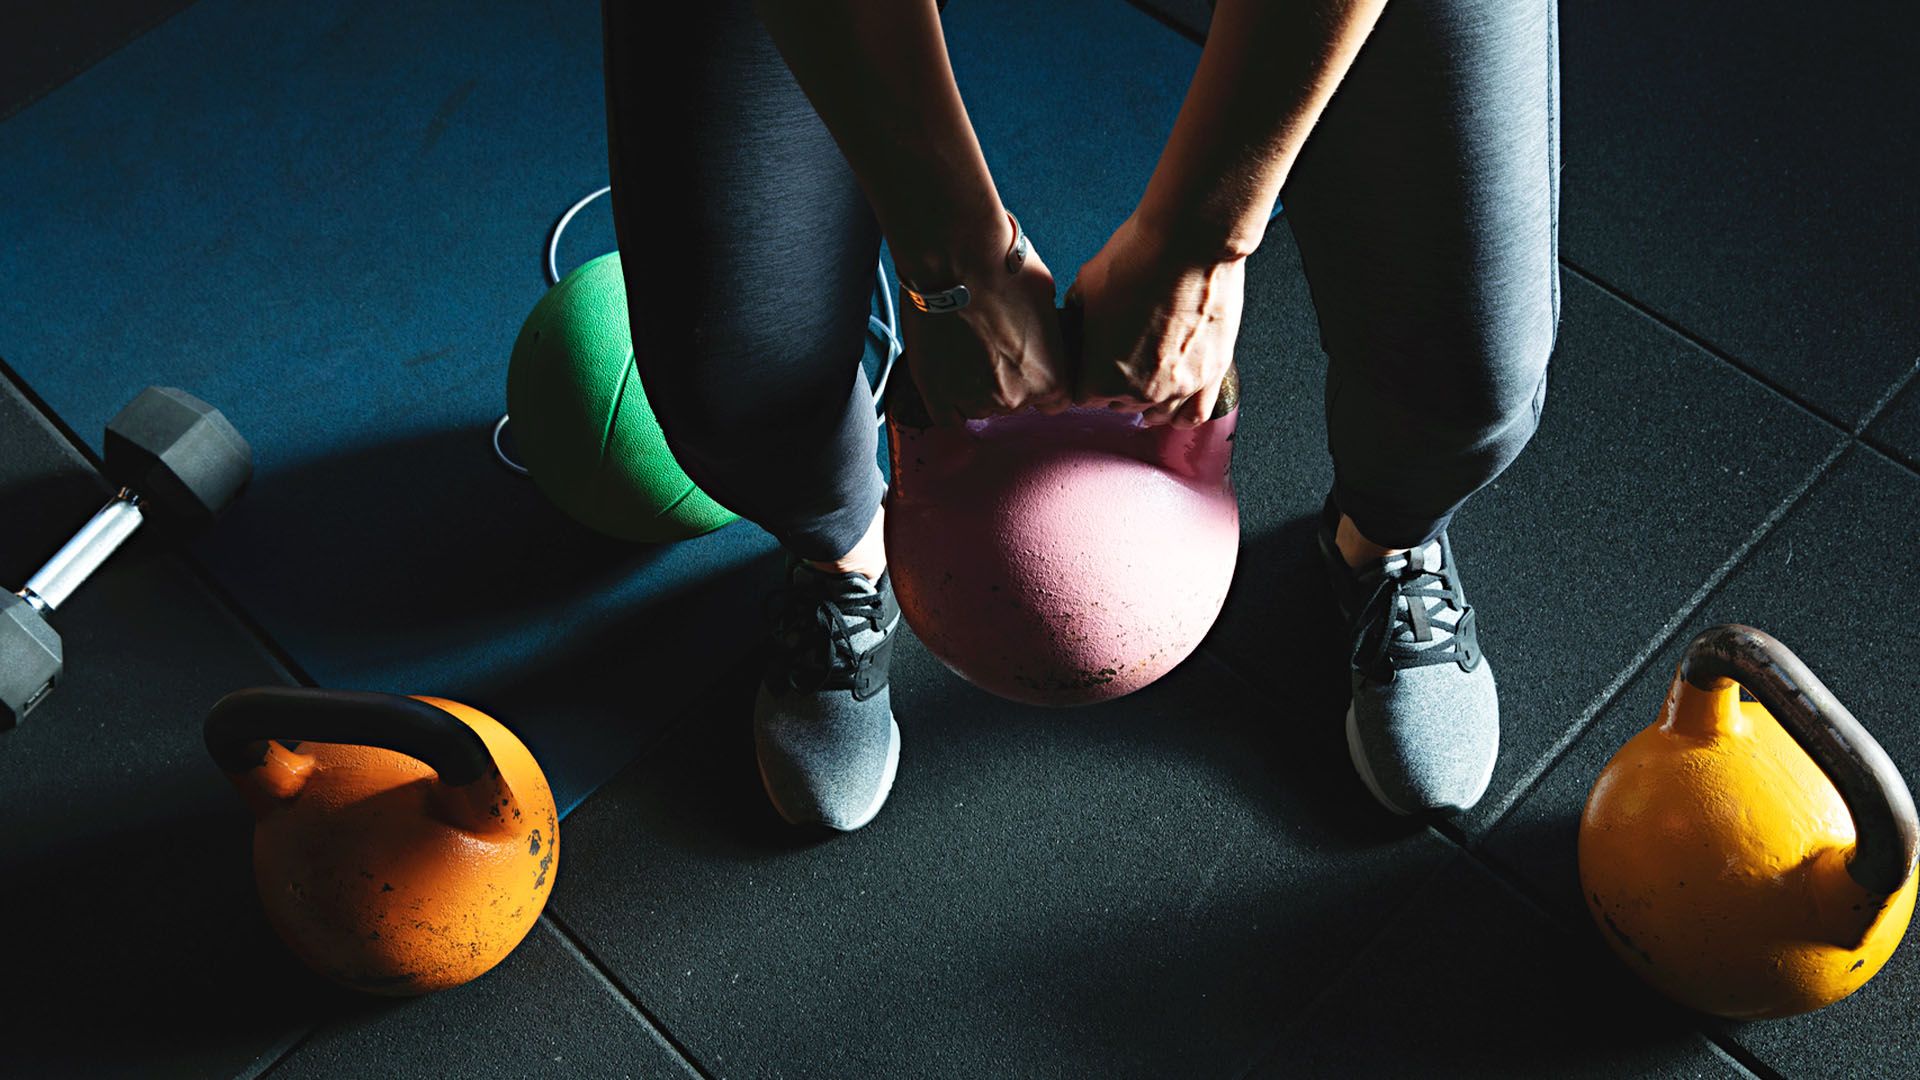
<box><xmin>1345</xmin><ymin>701</ymin><xmax>1496</xmax><ymax>817</ymax></box>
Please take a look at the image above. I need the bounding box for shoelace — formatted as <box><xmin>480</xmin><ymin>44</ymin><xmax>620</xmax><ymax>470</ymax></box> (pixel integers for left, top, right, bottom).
<box><xmin>762</xmin><ymin>576</ymin><xmax>886</xmax><ymax>694</ymax></box>
<box><xmin>1351</xmin><ymin>546</ymin><xmax>1480</xmax><ymax>683</ymax></box>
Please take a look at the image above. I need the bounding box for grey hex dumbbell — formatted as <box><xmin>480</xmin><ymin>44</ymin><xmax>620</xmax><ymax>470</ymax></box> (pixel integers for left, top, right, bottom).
<box><xmin>2</xmin><ymin>387</ymin><xmax>252</xmax><ymax>728</ymax></box>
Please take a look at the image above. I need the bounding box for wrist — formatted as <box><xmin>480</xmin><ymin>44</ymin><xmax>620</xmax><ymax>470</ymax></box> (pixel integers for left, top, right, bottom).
<box><xmin>1132</xmin><ymin>193</ymin><xmax>1267</xmax><ymax>266</ymax></box>
<box><xmin>887</xmin><ymin>197</ymin><xmax>1016</xmax><ymax>288</ymax></box>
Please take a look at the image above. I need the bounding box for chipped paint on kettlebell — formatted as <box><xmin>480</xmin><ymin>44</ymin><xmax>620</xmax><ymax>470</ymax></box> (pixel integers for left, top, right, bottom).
<box><xmin>244</xmin><ymin>697</ymin><xmax>558</xmax><ymax>996</ymax></box>
<box><xmin>1579</xmin><ymin>675</ymin><xmax>1915</xmax><ymax>1017</ymax></box>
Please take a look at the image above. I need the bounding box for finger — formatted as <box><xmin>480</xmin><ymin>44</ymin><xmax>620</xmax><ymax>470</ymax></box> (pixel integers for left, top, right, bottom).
<box><xmin>1179</xmin><ymin>382</ymin><xmax>1222</xmax><ymax>428</ymax></box>
<box><xmin>1141</xmin><ymin>394</ymin><xmax>1191</xmax><ymax>429</ymax></box>
<box><xmin>924</xmin><ymin>387</ymin><xmax>981</xmax><ymax>427</ymax></box>
<box><xmin>1038</xmin><ymin>379</ymin><xmax>1081</xmax><ymax>415</ymax></box>
<box><xmin>950</xmin><ymin>399</ymin><xmax>992</xmax><ymax>424</ymax></box>
<box><xmin>1190</xmin><ymin>380</ymin><xmax>1221</xmax><ymax>422</ymax></box>
<box><xmin>1032</xmin><ymin>307</ymin><xmax>1075</xmax><ymax>415</ymax></box>
<box><xmin>926</xmin><ymin>397</ymin><xmax>965</xmax><ymax>428</ymax></box>
<box><xmin>1170</xmin><ymin>392</ymin><xmax>1211</xmax><ymax>430</ymax></box>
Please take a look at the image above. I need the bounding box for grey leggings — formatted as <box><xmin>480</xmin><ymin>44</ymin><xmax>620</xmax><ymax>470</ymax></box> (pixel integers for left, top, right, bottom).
<box><xmin>603</xmin><ymin>0</ymin><xmax>1560</xmax><ymax>559</ymax></box>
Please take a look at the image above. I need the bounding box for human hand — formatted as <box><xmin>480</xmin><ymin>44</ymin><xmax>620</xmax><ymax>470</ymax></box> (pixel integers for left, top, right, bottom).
<box><xmin>898</xmin><ymin>213</ymin><xmax>1073</xmax><ymax>425</ymax></box>
<box><xmin>1064</xmin><ymin>210</ymin><xmax>1246</xmax><ymax>428</ymax></box>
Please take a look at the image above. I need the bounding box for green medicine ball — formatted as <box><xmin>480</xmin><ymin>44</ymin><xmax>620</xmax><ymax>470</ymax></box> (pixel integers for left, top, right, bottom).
<box><xmin>506</xmin><ymin>252</ymin><xmax>736</xmax><ymax>541</ymax></box>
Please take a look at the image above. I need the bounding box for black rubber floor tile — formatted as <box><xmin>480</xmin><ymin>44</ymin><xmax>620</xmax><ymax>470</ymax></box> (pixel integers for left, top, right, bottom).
<box><xmin>268</xmin><ymin>919</ymin><xmax>697</xmax><ymax>1080</ymax></box>
<box><xmin>1249</xmin><ymin>855</ymin><xmax>1743</xmax><ymax>1079</ymax></box>
<box><xmin>1482</xmin><ymin>447</ymin><xmax>1920</xmax><ymax>1078</ymax></box>
<box><xmin>1208</xmin><ymin>236</ymin><xmax>1839</xmax><ymax>837</ymax></box>
<box><xmin>0</xmin><ymin>365</ymin><xmax>320</xmax><ymax>1078</ymax></box>
<box><xmin>551</xmin><ymin>633</ymin><xmax>1454</xmax><ymax>1079</ymax></box>
<box><xmin>1865</xmin><ymin>371</ymin><xmax>1920</xmax><ymax>473</ymax></box>
<box><xmin>1560</xmin><ymin>0</ymin><xmax>1920</xmax><ymax>424</ymax></box>
<box><xmin>1123</xmin><ymin>0</ymin><xmax>1211</xmax><ymax>40</ymax></box>
<box><xmin>0</xmin><ymin>0</ymin><xmax>197</xmax><ymax>121</ymax></box>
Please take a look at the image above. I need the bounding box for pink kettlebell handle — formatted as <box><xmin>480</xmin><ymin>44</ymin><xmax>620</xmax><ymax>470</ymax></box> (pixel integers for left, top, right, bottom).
<box><xmin>885</xmin><ymin>301</ymin><xmax>1239</xmax><ymax>434</ymax></box>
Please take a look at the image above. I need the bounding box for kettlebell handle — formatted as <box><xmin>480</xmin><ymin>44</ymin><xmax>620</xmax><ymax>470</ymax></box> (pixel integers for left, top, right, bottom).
<box><xmin>886</xmin><ymin>300</ymin><xmax>1239</xmax><ymax>429</ymax></box>
<box><xmin>1678</xmin><ymin>624</ymin><xmax>1920</xmax><ymax>897</ymax></box>
<box><xmin>205</xmin><ymin>688</ymin><xmax>515</xmax><ymax>830</ymax></box>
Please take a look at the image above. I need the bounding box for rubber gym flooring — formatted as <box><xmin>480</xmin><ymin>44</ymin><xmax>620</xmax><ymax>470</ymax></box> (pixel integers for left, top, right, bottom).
<box><xmin>0</xmin><ymin>0</ymin><xmax>1916</xmax><ymax>1076</ymax></box>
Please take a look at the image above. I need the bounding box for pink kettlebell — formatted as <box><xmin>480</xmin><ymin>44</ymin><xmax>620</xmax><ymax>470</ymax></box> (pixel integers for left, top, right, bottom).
<box><xmin>884</xmin><ymin>300</ymin><xmax>1241</xmax><ymax>706</ymax></box>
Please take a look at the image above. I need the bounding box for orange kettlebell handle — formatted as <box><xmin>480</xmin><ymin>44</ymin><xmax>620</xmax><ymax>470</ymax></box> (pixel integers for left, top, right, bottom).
<box><xmin>204</xmin><ymin>687</ymin><xmax>525</xmax><ymax>835</ymax></box>
<box><xmin>885</xmin><ymin>300</ymin><xmax>1238</xmax><ymax>431</ymax></box>
<box><xmin>1676</xmin><ymin>625</ymin><xmax>1920</xmax><ymax>897</ymax></box>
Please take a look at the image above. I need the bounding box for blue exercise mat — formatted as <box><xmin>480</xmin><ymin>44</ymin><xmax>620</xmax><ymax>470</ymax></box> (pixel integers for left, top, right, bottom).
<box><xmin>0</xmin><ymin>0</ymin><xmax>1199</xmax><ymax>813</ymax></box>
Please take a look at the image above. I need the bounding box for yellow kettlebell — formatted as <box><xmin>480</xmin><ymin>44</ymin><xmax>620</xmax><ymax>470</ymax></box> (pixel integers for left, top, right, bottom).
<box><xmin>205</xmin><ymin>688</ymin><xmax>559</xmax><ymax>995</ymax></box>
<box><xmin>1579</xmin><ymin>624</ymin><xmax>1919</xmax><ymax>1018</ymax></box>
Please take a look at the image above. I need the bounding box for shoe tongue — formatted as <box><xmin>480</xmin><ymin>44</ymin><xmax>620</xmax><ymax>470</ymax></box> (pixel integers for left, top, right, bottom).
<box><xmin>1385</xmin><ymin>541</ymin><xmax>1442</xmax><ymax>577</ymax></box>
<box><xmin>791</xmin><ymin>559</ymin><xmax>877</xmax><ymax>598</ymax></box>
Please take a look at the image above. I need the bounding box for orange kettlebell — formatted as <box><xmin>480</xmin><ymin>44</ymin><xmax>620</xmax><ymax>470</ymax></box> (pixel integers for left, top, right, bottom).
<box><xmin>205</xmin><ymin>688</ymin><xmax>558</xmax><ymax>995</ymax></box>
<box><xmin>1579</xmin><ymin>624</ymin><xmax>1919</xmax><ymax>1017</ymax></box>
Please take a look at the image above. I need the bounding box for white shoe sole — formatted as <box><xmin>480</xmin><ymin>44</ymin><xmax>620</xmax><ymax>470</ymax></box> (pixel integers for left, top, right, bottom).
<box><xmin>1345</xmin><ymin>701</ymin><xmax>1496</xmax><ymax>817</ymax></box>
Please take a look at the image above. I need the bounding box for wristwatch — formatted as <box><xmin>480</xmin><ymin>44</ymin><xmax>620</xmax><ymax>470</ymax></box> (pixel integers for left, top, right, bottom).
<box><xmin>901</xmin><ymin>210</ymin><xmax>1029</xmax><ymax>314</ymax></box>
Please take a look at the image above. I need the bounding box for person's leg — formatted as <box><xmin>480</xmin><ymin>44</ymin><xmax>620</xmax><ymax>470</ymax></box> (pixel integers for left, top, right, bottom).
<box><xmin>1278</xmin><ymin>0</ymin><xmax>1560</xmax><ymax>814</ymax></box>
<box><xmin>602</xmin><ymin>0</ymin><xmax>910</xmax><ymax>830</ymax></box>
<box><xmin>1284</xmin><ymin>0</ymin><xmax>1559</xmax><ymax>552</ymax></box>
<box><xmin>603</xmin><ymin>0</ymin><xmax>887</xmax><ymax>571</ymax></box>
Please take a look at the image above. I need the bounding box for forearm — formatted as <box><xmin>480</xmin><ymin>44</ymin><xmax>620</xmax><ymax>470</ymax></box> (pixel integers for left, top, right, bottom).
<box><xmin>1138</xmin><ymin>0</ymin><xmax>1388</xmax><ymax>260</ymax></box>
<box><xmin>751</xmin><ymin>0</ymin><xmax>1008</xmax><ymax>282</ymax></box>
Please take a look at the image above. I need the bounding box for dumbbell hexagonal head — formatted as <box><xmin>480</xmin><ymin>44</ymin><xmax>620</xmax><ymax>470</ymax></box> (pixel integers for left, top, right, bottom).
<box><xmin>1</xmin><ymin>593</ymin><xmax>62</xmax><ymax>729</ymax></box>
<box><xmin>104</xmin><ymin>387</ymin><xmax>253</xmax><ymax>532</ymax></box>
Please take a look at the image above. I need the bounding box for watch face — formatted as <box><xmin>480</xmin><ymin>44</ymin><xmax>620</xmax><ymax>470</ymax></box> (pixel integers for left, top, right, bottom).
<box><xmin>913</xmin><ymin>285</ymin><xmax>969</xmax><ymax>313</ymax></box>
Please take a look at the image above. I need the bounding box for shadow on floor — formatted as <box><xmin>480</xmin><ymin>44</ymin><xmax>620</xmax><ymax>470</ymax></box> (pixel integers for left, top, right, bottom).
<box><xmin>1205</xmin><ymin>513</ymin><xmax>1430</xmax><ymax>848</ymax></box>
<box><xmin>203</xmin><ymin>423</ymin><xmax>671</xmax><ymax>638</ymax></box>
<box><xmin>0</xmin><ymin>791</ymin><xmax>353</xmax><ymax>1077</ymax></box>
<box><xmin>187</xmin><ymin>423</ymin><xmax>783</xmax><ymax>810</ymax></box>
<box><xmin>0</xmin><ymin>470</ymin><xmax>115</xmax><ymax>583</ymax></box>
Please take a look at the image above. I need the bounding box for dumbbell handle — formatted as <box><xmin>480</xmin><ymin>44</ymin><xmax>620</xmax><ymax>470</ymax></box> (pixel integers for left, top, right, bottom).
<box><xmin>17</xmin><ymin>489</ymin><xmax>145</xmax><ymax>615</ymax></box>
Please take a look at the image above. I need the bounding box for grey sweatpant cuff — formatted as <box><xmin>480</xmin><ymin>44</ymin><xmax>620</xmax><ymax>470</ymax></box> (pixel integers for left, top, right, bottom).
<box><xmin>780</xmin><ymin>465</ymin><xmax>888</xmax><ymax>565</ymax></box>
<box><xmin>1331</xmin><ymin>484</ymin><xmax>1456</xmax><ymax>552</ymax></box>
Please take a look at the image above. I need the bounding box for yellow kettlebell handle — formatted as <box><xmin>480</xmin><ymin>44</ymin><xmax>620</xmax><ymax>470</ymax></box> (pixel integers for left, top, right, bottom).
<box><xmin>1672</xmin><ymin>625</ymin><xmax>1919</xmax><ymax>898</ymax></box>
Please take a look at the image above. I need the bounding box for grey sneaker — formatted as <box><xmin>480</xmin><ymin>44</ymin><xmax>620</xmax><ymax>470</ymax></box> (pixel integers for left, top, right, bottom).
<box><xmin>753</xmin><ymin>555</ymin><xmax>903</xmax><ymax>831</ymax></box>
<box><xmin>1315</xmin><ymin>496</ymin><xmax>1498</xmax><ymax>815</ymax></box>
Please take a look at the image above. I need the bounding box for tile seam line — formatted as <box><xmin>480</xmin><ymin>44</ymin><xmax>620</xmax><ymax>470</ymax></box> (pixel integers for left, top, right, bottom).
<box><xmin>542</xmin><ymin>910</ymin><xmax>717</xmax><ymax>1080</ymax></box>
<box><xmin>1557</xmin><ymin>257</ymin><xmax>1860</xmax><ymax>434</ymax></box>
<box><xmin>238</xmin><ymin>1023</ymin><xmax>321</xmax><ymax>1080</ymax></box>
<box><xmin>1859</xmin><ymin>427</ymin><xmax>1920</xmax><ymax>484</ymax></box>
<box><xmin>1227</xmin><ymin>835</ymin><xmax>1462</xmax><ymax>1080</ymax></box>
<box><xmin>1213</xmin><ymin>634</ymin><xmax>1758</xmax><ymax>1068</ymax></box>
<box><xmin>0</xmin><ymin>351</ymin><xmax>717</xmax><ymax>1077</ymax></box>
<box><xmin>1471</xmin><ymin>438</ymin><xmax>1843</xmax><ymax>834</ymax></box>
<box><xmin>1118</xmin><ymin>0</ymin><xmax>1207</xmax><ymax>46</ymax></box>
<box><xmin>1451</xmin><ymin>844</ymin><xmax>1770</xmax><ymax>1080</ymax></box>
<box><xmin>1</xmin><ymin>348</ymin><xmax>319</xmax><ymax>1080</ymax></box>
<box><xmin>1476</xmin><ymin>352</ymin><xmax>1918</xmax><ymax>836</ymax></box>
<box><xmin>0</xmin><ymin>0</ymin><xmax>204</xmax><ymax>126</ymax></box>
<box><xmin>1187</xmin><ymin>647</ymin><xmax>1464</xmax><ymax>1080</ymax></box>
<box><xmin>236</xmin><ymin>662</ymin><xmax>755</xmax><ymax>1078</ymax></box>
<box><xmin>0</xmin><ymin>352</ymin><xmax>324</xmax><ymax>687</ymax></box>
<box><xmin>1703</xmin><ymin>1033</ymin><xmax>1785</xmax><ymax>1080</ymax></box>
